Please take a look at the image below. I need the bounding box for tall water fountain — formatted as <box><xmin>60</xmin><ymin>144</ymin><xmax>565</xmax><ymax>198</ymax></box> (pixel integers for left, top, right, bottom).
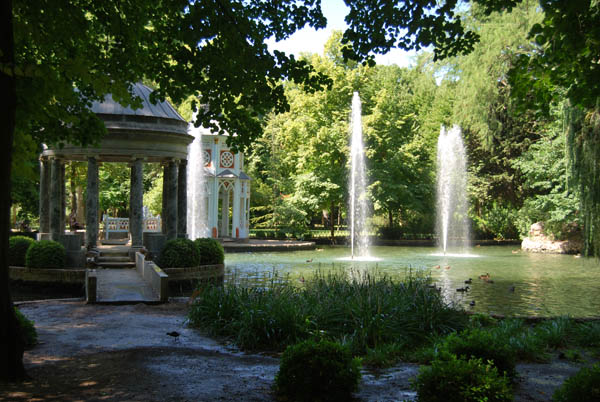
<box><xmin>349</xmin><ymin>92</ymin><xmax>370</xmax><ymax>259</ymax></box>
<box><xmin>436</xmin><ymin>125</ymin><xmax>470</xmax><ymax>253</ymax></box>
<box><xmin>187</xmin><ymin>118</ymin><xmax>209</xmax><ymax>239</ymax></box>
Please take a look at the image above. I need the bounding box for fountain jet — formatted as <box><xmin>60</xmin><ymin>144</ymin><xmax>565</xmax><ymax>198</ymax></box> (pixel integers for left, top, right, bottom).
<box><xmin>349</xmin><ymin>92</ymin><xmax>370</xmax><ymax>258</ymax></box>
<box><xmin>436</xmin><ymin>125</ymin><xmax>470</xmax><ymax>253</ymax></box>
<box><xmin>187</xmin><ymin>116</ymin><xmax>209</xmax><ymax>239</ymax></box>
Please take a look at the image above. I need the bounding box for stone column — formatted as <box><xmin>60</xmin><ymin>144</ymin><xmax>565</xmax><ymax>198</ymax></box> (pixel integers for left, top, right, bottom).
<box><xmin>49</xmin><ymin>158</ymin><xmax>63</xmax><ymax>237</ymax></box>
<box><xmin>166</xmin><ymin>160</ymin><xmax>178</xmax><ymax>239</ymax></box>
<box><xmin>130</xmin><ymin>158</ymin><xmax>144</xmax><ymax>248</ymax></box>
<box><xmin>60</xmin><ymin>161</ymin><xmax>66</xmax><ymax>231</ymax></box>
<box><xmin>85</xmin><ymin>157</ymin><xmax>99</xmax><ymax>249</ymax></box>
<box><xmin>161</xmin><ymin>163</ymin><xmax>169</xmax><ymax>234</ymax></box>
<box><xmin>39</xmin><ymin>158</ymin><xmax>51</xmax><ymax>234</ymax></box>
<box><xmin>177</xmin><ymin>159</ymin><xmax>187</xmax><ymax>238</ymax></box>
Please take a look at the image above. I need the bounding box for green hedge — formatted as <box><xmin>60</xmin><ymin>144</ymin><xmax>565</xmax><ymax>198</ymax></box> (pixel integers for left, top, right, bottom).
<box><xmin>158</xmin><ymin>238</ymin><xmax>201</xmax><ymax>268</ymax></box>
<box><xmin>553</xmin><ymin>363</ymin><xmax>600</xmax><ymax>402</ymax></box>
<box><xmin>25</xmin><ymin>240</ymin><xmax>65</xmax><ymax>268</ymax></box>
<box><xmin>413</xmin><ymin>354</ymin><xmax>512</xmax><ymax>402</ymax></box>
<box><xmin>274</xmin><ymin>339</ymin><xmax>361</xmax><ymax>402</ymax></box>
<box><xmin>15</xmin><ymin>307</ymin><xmax>37</xmax><ymax>348</ymax></box>
<box><xmin>9</xmin><ymin>236</ymin><xmax>35</xmax><ymax>266</ymax></box>
<box><xmin>193</xmin><ymin>238</ymin><xmax>224</xmax><ymax>265</ymax></box>
<box><xmin>440</xmin><ymin>328</ymin><xmax>517</xmax><ymax>378</ymax></box>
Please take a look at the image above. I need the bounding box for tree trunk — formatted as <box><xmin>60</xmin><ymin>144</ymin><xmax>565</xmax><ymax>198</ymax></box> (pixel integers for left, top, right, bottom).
<box><xmin>329</xmin><ymin>201</ymin><xmax>335</xmax><ymax>244</ymax></box>
<box><xmin>0</xmin><ymin>0</ymin><xmax>27</xmax><ymax>380</ymax></box>
<box><xmin>76</xmin><ymin>186</ymin><xmax>85</xmax><ymax>225</ymax></box>
<box><xmin>388</xmin><ymin>209</ymin><xmax>394</xmax><ymax>228</ymax></box>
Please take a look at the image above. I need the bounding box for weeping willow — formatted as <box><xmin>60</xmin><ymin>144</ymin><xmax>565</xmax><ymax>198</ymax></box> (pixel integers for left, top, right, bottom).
<box><xmin>565</xmin><ymin>99</ymin><xmax>600</xmax><ymax>256</ymax></box>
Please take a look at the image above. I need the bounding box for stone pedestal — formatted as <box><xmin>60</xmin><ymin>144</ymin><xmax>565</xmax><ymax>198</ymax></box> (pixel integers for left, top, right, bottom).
<box><xmin>143</xmin><ymin>232</ymin><xmax>167</xmax><ymax>262</ymax></box>
<box><xmin>54</xmin><ymin>233</ymin><xmax>86</xmax><ymax>268</ymax></box>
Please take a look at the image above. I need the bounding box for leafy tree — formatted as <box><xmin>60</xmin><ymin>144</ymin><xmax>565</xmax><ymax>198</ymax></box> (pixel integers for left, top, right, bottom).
<box><xmin>501</xmin><ymin>1</ymin><xmax>600</xmax><ymax>253</ymax></box>
<box><xmin>98</xmin><ymin>163</ymin><xmax>131</xmax><ymax>217</ymax></box>
<box><xmin>514</xmin><ymin>101</ymin><xmax>580</xmax><ymax>239</ymax></box>
<box><xmin>564</xmin><ymin>102</ymin><xmax>600</xmax><ymax>255</ymax></box>
<box><xmin>509</xmin><ymin>1</ymin><xmax>600</xmax><ymax>114</ymax></box>
<box><xmin>437</xmin><ymin>1</ymin><xmax>543</xmax><ymax>239</ymax></box>
<box><xmin>363</xmin><ymin>65</ymin><xmax>435</xmax><ymax>229</ymax></box>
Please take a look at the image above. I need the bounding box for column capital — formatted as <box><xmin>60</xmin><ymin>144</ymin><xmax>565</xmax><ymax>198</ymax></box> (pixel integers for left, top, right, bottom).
<box><xmin>129</xmin><ymin>158</ymin><xmax>145</xmax><ymax>167</ymax></box>
<box><xmin>161</xmin><ymin>157</ymin><xmax>176</xmax><ymax>167</ymax></box>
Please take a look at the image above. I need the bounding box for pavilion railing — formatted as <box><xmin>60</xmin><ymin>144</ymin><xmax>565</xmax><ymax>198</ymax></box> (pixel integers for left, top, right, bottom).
<box><xmin>103</xmin><ymin>215</ymin><xmax>162</xmax><ymax>240</ymax></box>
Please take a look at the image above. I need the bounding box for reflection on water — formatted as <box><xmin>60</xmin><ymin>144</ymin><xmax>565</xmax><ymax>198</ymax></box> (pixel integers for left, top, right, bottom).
<box><xmin>224</xmin><ymin>246</ymin><xmax>600</xmax><ymax>317</ymax></box>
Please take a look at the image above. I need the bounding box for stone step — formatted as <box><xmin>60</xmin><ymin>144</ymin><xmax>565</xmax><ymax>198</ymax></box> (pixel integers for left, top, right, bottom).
<box><xmin>98</xmin><ymin>256</ymin><xmax>131</xmax><ymax>263</ymax></box>
<box><xmin>95</xmin><ymin>262</ymin><xmax>136</xmax><ymax>269</ymax></box>
<box><xmin>101</xmin><ymin>239</ymin><xmax>129</xmax><ymax>246</ymax></box>
<box><xmin>97</xmin><ymin>248</ymin><xmax>130</xmax><ymax>257</ymax></box>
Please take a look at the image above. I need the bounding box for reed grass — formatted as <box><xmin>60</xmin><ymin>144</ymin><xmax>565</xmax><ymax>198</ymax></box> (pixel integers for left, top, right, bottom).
<box><xmin>188</xmin><ymin>268</ymin><xmax>468</xmax><ymax>354</ymax></box>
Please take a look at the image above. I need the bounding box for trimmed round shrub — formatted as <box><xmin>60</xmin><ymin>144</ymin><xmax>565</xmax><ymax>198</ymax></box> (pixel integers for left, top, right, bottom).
<box><xmin>193</xmin><ymin>238</ymin><xmax>224</xmax><ymax>265</ymax></box>
<box><xmin>274</xmin><ymin>339</ymin><xmax>361</xmax><ymax>402</ymax></box>
<box><xmin>553</xmin><ymin>363</ymin><xmax>600</xmax><ymax>401</ymax></box>
<box><xmin>158</xmin><ymin>238</ymin><xmax>200</xmax><ymax>268</ymax></box>
<box><xmin>9</xmin><ymin>235</ymin><xmax>35</xmax><ymax>266</ymax></box>
<box><xmin>441</xmin><ymin>328</ymin><xmax>517</xmax><ymax>378</ymax></box>
<box><xmin>25</xmin><ymin>240</ymin><xmax>65</xmax><ymax>268</ymax></box>
<box><xmin>14</xmin><ymin>307</ymin><xmax>37</xmax><ymax>348</ymax></box>
<box><xmin>413</xmin><ymin>354</ymin><xmax>512</xmax><ymax>402</ymax></box>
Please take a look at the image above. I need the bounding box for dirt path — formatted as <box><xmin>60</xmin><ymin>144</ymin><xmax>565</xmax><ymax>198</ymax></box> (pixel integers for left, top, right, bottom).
<box><xmin>0</xmin><ymin>300</ymin><xmax>591</xmax><ymax>401</ymax></box>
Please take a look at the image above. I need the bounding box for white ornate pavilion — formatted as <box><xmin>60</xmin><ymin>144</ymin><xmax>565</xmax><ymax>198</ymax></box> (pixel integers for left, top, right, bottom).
<box><xmin>188</xmin><ymin>129</ymin><xmax>251</xmax><ymax>240</ymax></box>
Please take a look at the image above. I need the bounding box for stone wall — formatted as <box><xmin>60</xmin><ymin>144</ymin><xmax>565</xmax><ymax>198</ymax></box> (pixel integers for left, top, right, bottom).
<box><xmin>521</xmin><ymin>222</ymin><xmax>582</xmax><ymax>254</ymax></box>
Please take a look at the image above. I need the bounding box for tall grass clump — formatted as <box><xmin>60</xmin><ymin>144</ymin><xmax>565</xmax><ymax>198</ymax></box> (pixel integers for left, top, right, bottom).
<box><xmin>572</xmin><ymin>321</ymin><xmax>600</xmax><ymax>348</ymax></box>
<box><xmin>189</xmin><ymin>279</ymin><xmax>309</xmax><ymax>350</ymax></box>
<box><xmin>533</xmin><ymin>316</ymin><xmax>573</xmax><ymax>349</ymax></box>
<box><xmin>494</xmin><ymin>318</ymin><xmax>546</xmax><ymax>361</ymax></box>
<box><xmin>189</xmin><ymin>269</ymin><xmax>468</xmax><ymax>353</ymax></box>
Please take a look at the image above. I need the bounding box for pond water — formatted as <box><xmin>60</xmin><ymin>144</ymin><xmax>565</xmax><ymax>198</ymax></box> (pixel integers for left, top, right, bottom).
<box><xmin>224</xmin><ymin>245</ymin><xmax>600</xmax><ymax>318</ymax></box>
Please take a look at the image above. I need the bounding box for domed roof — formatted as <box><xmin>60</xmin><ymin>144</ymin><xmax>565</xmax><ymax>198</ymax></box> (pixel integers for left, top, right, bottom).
<box><xmin>43</xmin><ymin>83</ymin><xmax>193</xmax><ymax>163</ymax></box>
<box><xmin>90</xmin><ymin>83</ymin><xmax>185</xmax><ymax>122</ymax></box>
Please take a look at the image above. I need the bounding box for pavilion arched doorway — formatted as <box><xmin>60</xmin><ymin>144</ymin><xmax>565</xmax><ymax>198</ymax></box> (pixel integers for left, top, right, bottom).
<box><xmin>218</xmin><ymin>180</ymin><xmax>234</xmax><ymax>238</ymax></box>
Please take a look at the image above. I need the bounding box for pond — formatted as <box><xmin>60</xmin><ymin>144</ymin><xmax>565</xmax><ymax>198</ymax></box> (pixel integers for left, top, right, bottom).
<box><xmin>225</xmin><ymin>245</ymin><xmax>600</xmax><ymax>318</ymax></box>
